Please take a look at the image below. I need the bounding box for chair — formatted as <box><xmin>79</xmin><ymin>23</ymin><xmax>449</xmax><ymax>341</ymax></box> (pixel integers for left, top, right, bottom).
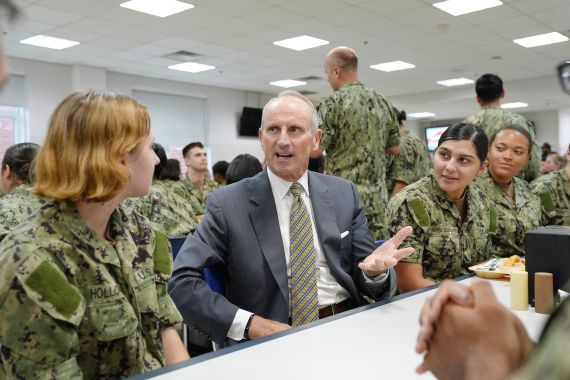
<box><xmin>374</xmin><ymin>239</ymin><xmax>385</xmax><ymax>248</ymax></box>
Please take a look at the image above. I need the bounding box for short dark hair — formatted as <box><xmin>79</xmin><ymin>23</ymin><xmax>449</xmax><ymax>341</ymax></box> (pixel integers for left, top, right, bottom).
<box><xmin>394</xmin><ymin>108</ymin><xmax>407</xmax><ymax>124</ymax></box>
<box><xmin>2</xmin><ymin>142</ymin><xmax>39</xmax><ymax>183</ymax></box>
<box><xmin>489</xmin><ymin>124</ymin><xmax>533</xmax><ymax>153</ymax></box>
<box><xmin>0</xmin><ymin>0</ymin><xmax>20</xmax><ymax>21</ymax></box>
<box><xmin>182</xmin><ymin>142</ymin><xmax>204</xmax><ymax>158</ymax></box>
<box><xmin>160</xmin><ymin>159</ymin><xmax>181</xmax><ymax>181</ymax></box>
<box><xmin>212</xmin><ymin>160</ymin><xmax>229</xmax><ymax>176</ymax></box>
<box><xmin>438</xmin><ymin>123</ymin><xmax>488</xmax><ymax>162</ymax></box>
<box><xmin>475</xmin><ymin>73</ymin><xmax>504</xmax><ymax>103</ymax></box>
<box><xmin>308</xmin><ymin>154</ymin><xmax>326</xmax><ymax>173</ymax></box>
<box><xmin>226</xmin><ymin>154</ymin><xmax>262</xmax><ymax>185</ymax></box>
<box><xmin>152</xmin><ymin>143</ymin><xmax>167</xmax><ymax>179</ymax></box>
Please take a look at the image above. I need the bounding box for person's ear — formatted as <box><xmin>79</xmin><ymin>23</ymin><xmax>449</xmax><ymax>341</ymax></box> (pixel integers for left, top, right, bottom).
<box><xmin>476</xmin><ymin>160</ymin><xmax>488</xmax><ymax>176</ymax></box>
<box><xmin>2</xmin><ymin>164</ymin><xmax>12</xmax><ymax>181</ymax></box>
<box><xmin>313</xmin><ymin>129</ymin><xmax>323</xmax><ymax>150</ymax></box>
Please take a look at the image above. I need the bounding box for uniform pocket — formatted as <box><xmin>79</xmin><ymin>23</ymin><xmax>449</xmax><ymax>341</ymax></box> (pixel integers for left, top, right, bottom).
<box><xmin>84</xmin><ymin>296</ymin><xmax>138</xmax><ymax>341</ymax></box>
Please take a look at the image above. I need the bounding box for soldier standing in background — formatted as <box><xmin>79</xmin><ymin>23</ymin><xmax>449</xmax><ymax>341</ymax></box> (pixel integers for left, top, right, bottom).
<box><xmin>317</xmin><ymin>46</ymin><xmax>400</xmax><ymax>239</ymax></box>
<box><xmin>465</xmin><ymin>73</ymin><xmax>540</xmax><ymax>181</ymax></box>
<box><xmin>386</xmin><ymin>109</ymin><xmax>431</xmax><ymax>197</ymax></box>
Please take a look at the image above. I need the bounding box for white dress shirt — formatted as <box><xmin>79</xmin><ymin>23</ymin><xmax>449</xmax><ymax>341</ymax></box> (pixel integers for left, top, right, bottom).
<box><xmin>227</xmin><ymin>169</ymin><xmax>386</xmax><ymax>340</ymax></box>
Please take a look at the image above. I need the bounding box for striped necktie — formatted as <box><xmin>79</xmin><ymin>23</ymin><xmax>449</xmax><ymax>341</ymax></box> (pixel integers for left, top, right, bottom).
<box><xmin>289</xmin><ymin>182</ymin><xmax>319</xmax><ymax>326</ymax></box>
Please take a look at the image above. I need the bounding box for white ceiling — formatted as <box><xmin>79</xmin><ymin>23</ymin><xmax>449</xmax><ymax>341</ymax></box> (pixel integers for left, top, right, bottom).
<box><xmin>3</xmin><ymin>0</ymin><xmax>570</xmax><ymax>119</ymax></box>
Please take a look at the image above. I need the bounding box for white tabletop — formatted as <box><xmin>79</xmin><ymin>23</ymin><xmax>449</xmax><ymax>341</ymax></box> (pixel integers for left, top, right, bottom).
<box><xmin>135</xmin><ymin>277</ymin><xmax>548</xmax><ymax>380</ymax></box>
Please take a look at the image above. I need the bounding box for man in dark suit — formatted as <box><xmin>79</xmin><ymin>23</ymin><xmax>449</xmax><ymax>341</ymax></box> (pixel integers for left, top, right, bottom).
<box><xmin>169</xmin><ymin>90</ymin><xmax>414</xmax><ymax>345</ymax></box>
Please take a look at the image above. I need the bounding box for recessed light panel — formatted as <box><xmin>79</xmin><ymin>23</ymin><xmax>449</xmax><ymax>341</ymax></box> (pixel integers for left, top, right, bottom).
<box><xmin>513</xmin><ymin>32</ymin><xmax>569</xmax><ymax>48</ymax></box>
<box><xmin>370</xmin><ymin>61</ymin><xmax>415</xmax><ymax>72</ymax></box>
<box><xmin>269</xmin><ymin>80</ymin><xmax>307</xmax><ymax>88</ymax></box>
<box><xmin>20</xmin><ymin>35</ymin><xmax>80</xmax><ymax>50</ymax></box>
<box><xmin>168</xmin><ymin>62</ymin><xmax>215</xmax><ymax>73</ymax></box>
<box><xmin>501</xmin><ymin>102</ymin><xmax>528</xmax><ymax>109</ymax></box>
<box><xmin>436</xmin><ymin>78</ymin><xmax>474</xmax><ymax>87</ymax></box>
<box><xmin>433</xmin><ymin>0</ymin><xmax>503</xmax><ymax>16</ymax></box>
<box><xmin>409</xmin><ymin>112</ymin><xmax>436</xmax><ymax>118</ymax></box>
<box><xmin>120</xmin><ymin>0</ymin><xmax>194</xmax><ymax>17</ymax></box>
<box><xmin>273</xmin><ymin>35</ymin><xmax>329</xmax><ymax>51</ymax></box>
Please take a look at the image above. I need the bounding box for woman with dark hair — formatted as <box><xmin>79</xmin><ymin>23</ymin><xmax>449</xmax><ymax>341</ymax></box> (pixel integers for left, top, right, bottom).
<box><xmin>161</xmin><ymin>159</ymin><xmax>181</xmax><ymax>181</ymax></box>
<box><xmin>0</xmin><ymin>91</ymin><xmax>188</xmax><ymax>378</ymax></box>
<box><xmin>226</xmin><ymin>153</ymin><xmax>262</xmax><ymax>185</ymax></box>
<box><xmin>474</xmin><ymin>125</ymin><xmax>540</xmax><ymax>257</ymax></box>
<box><xmin>386</xmin><ymin>108</ymin><xmax>431</xmax><ymax>197</ymax></box>
<box><xmin>0</xmin><ymin>142</ymin><xmax>44</xmax><ymax>228</ymax></box>
<box><xmin>386</xmin><ymin>123</ymin><xmax>495</xmax><ymax>293</ymax></box>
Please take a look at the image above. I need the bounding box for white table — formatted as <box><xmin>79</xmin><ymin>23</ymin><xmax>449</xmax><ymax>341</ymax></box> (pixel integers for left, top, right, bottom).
<box><xmin>134</xmin><ymin>277</ymin><xmax>548</xmax><ymax>380</ymax></box>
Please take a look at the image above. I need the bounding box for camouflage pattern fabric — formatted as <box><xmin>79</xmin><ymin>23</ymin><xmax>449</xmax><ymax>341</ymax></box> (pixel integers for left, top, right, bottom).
<box><xmin>173</xmin><ymin>178</ymin><xmax>218</xmax><ymax>216</ymax></box>
<box><xmin>464</xmin><ymin>106</ymin><xmax>540</xmax><ymax>182</ymax></box>
<box><xmin>0</xmin><ymin>184</ymin><xmax>46</xmax><ymax>230</ymax></box>
<box><xmin>318</xmin><ymin>81</ymin><xmax>400</xmax><ymax>239</ymax></box>
<box><xmin>474</xmin><ymin>172</ymin><xmax>541</xmax><ymax>257</ymax></box>
<box><xmin>386</xmin><ymin>129</ymin><xmax>432</xmax><ymax>193</ymax></box>
<box><xmin>0</xmin><ymin>200</ymin><xmax>181</xmax><ymax>378</ymax></box>
<box><xmin>385</xmin><ymin>175</ymin><xmax>496</xmax><ymax>282</ymax></box>
<box><xmin>0</xmin><ymin>189</ymin><xmax>4</xmax><ymax>197</ymax></box>
<box><xmin>510</xmin><ymin>295</ymin><xmax>570</xmax><ymax>379</ymax></box>
<box><xmin>530</xmin><ymin>169</ymin><xmax>570</xmax><ymax>226</ymax></box>
<box><xmin>123</xmin><ymin>180</ymin><xmax>199</xmax><ymax>237</ymax></box>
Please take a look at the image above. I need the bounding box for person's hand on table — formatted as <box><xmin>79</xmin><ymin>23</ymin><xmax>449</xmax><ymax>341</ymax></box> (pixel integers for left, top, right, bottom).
<box><xmin>358</xmin><ymin>226</ymin><xmax>415</xmax><ymax>277</ymax></box>
<box><xmin>248</xmin><ymin>315</ymin><xmax>291</xmax><ymax>339</ymax></box>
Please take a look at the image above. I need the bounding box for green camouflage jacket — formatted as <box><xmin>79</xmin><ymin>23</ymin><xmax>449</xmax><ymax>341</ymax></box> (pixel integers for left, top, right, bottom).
<box><xmin>511</xmin><ymin>295</ymin><xmax>570</xmax><ymax>379</ymax></box>
<box><xmin>464</xmin><ymin>106</ymin><xmax>540</xmax><ymax>182</ymax></box>
<box><xmin>173</xmin><ymin>177</ymin><xmax>218</xmax><ymax>216</ymax></box>
<box><xmin>474</xmin><ymin>172</ymin><xmax>541</xmax><ymax>257</ymax></box>
<box><xmin>530</xmin><ymin>169</ymin><xmax>570</xmax><ymax>226</ymax></box>
<box><xmin>0</xmin><ymin>200</ymin><xmax>181</xmax><ymax>378</ymax></box>
<box><xmin>385</xmin><ymin>175</ymin><xmax>496</xmax><ymax>282</ymax></box>
<box><xmin>317</xmin><ymin>81</ymin><xmax>400</xmax><ymax>238</ymax></box>
<box><xmin>386</xmin><ymin>129</ymin><xmax>432</xmax><ymax>193</ymax></box>
<box><xmin>0</xmin><ymin>184</ymin><xmax>46</xmax><ymax>230</ymax></box>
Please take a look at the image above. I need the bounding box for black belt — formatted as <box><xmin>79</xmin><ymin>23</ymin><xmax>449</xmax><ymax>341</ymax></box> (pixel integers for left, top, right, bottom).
<box><xmin>319</xmin><ymin>299</ymin><xmax>353</xmax><ymax>319</ymax></box>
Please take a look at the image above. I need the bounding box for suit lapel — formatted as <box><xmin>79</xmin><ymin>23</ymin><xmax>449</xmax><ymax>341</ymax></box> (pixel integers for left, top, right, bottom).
<box><xmin>250</xmin><ymin>171</ymin><xmax>289</xmax><ymax>303</ymax></box>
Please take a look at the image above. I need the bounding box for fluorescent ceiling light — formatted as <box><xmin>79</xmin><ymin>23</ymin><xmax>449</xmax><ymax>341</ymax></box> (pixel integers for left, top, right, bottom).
<box><xmin>273</xmin><ymin>35</ymin><xmax>329</xmax><ymax>51</ymax></box>
<box><xmin>436</xmin><ymin>77</ymin><xmax>474</xmax><ymax>87</ymax></box>
<box><xmin>269</xmin><ymin>80</ymin><xmax>307</xmax><ymax>88</ymax></box>
<box><xmin>433</xmin><ymin>0</ymin><xmax>503</xmax><ymax>16</ymax></box>
<box><xmin>20</xmin><ymin>35</ymin><xmax>79</xmax><ymax>50</ymax></box>
<box><xmin>513</xmin><ymin>32</ymin><xmax>569</xmax><ymax>48</ymax></box>
<box><xmin>168</xmin><ymin>62</ymin><xmax>215</xmax><ymax>73</ymax></box>
<box><xmin>409</xmin><ymin>112</ymin><xmax>436</xmax><ymax>118</ymax></box>
<box><xmin>369</xmin><ymin>61</ymin><xmax>415</xmax><ymax>72</ymax></box>
<box><xmin>120</xmin><ymin>0</ymin><xmax>194</xmax><ymax>17</ymax></box>
<box><xmin>501</xmin><ymin>102</ymin><xmax>528</xmax><ymax>109</ymax></box>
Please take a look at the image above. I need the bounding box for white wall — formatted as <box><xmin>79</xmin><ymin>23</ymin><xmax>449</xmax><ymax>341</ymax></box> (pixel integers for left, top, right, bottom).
<box><xmin>558</xmin><ymin>109</ymin><xmax>570</xmax><ymax>153</ymax></box>
<box><xmin>519</xmin><ymin>110</ymin><xmax>560</xmax><ymax>149</ymax></box>
<box><xmin>4</xmin><ymin>57</ymin><xmax>273</xmax><ymax>165</ymax></box>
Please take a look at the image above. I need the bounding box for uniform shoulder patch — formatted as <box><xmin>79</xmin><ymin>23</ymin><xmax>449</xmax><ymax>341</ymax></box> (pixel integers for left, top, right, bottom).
<box><xmin>408</xmin><ymin>197</ymin><xmax>430</xmax><ymax>230</ymax></box>
<box><xmin>538</xmin><ymin>190</ymin><xmax>556</xmax><ymax>214</ymax></box>
<box><xmin>25</xmin><ymin>261</ymin><xmax>82</xmax><ymax>320</ymax></box>
<box><xmin>153</xmin><ymin>229</ymin><xmax>173</xmax><ymax>275</ymax></box>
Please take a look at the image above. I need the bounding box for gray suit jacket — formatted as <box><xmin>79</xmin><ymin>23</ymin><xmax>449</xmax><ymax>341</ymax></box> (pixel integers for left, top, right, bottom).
<box><xmin>168</xmin><ymin>170</ymin><xmax>395</xmax><ymax>344</ymax></box>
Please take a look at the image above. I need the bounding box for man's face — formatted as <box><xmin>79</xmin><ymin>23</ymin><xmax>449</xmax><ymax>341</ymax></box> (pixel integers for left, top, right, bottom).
<box><xmin>185</xmin><ymin>147</ymin><xmax>208</xmax><ymax>172</ymax></box>
<box><xmin>259</xmin><ymin>96</ymin><xmax>322</xmax><ymax>182</ymax></box>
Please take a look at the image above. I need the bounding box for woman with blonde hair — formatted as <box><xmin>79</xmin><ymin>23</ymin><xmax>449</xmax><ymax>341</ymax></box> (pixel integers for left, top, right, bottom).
<box><xmin>0</xmin><ymin>91</ymin><xmax>189</xmax><ymax>378</ymax></box>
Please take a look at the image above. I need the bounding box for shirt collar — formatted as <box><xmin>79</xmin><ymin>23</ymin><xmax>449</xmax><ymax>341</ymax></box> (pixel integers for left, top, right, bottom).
<box><xmin>267</xmin><ymin>168</ymin><xmax>310</xmax><ymax>200</ymax></box>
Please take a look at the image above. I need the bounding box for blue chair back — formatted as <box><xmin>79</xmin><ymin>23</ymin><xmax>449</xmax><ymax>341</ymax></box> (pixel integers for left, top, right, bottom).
<box><xmin>374</xmin><ymin>239</ymin><xmax>385</xmax><ymax>248</ymax></box>
<box><xmin>168</xmin><ymin>236</ymin><xmax>226</xmax><ymax>296</ymax></box>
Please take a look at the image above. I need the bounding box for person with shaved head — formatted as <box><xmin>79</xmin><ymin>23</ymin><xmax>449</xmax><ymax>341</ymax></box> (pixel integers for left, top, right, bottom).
<box><xmin>317</xmin><ymin>46</ymin><xmax>400</xmax><ymax>240</ymax></box>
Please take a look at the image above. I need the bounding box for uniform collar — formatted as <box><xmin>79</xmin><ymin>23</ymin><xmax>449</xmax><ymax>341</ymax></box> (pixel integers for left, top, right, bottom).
<box><xmin>429</xmin><ymin>174</ymin><xmax>477</xmax><ymax>222</ymax></box>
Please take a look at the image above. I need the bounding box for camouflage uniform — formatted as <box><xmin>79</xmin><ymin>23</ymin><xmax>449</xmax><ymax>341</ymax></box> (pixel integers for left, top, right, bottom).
<box><xmin>0</xmin><ymin>189</ymin><xmax>4</xmax><ymax>197</ymax></box>
<box><xmin>464</xmin><ymin>106</ymin><xmax>540</xmax><ymax>182</ymax></box>
<box><xmin>474</xmin><ymin>172</ymin><xmax>541</xmax><ymax>257</ymax></box>
<box><xmin>173</xmin><ymin>177</ymin><xmax>218</xmax><ymax>216</ymax></box>
<box><xmin>385</xmin><ymin>175</ymin><xmax>496</xmax><ymax>282</ymax></box>
<box><xmin>0</xmin><ymin>200</ymin><xmax>182</xmax><ymax>378</ymax></box>
<box><xmin>0</xmin><ymin>184</ymin><xmax>46</xmax><ymax>230</ymax></box>
<box><xmin>510</xmin><ymin>295</ymin><xmax>570</xmax><ymax>379</ymax></box>
<box><xmin>530</xmin><ymin>169</ymin><xmax>570</xmax><ymax>226</ymax></box>
<box><xmin>386</xmin><ymin>129</ymin><xmax>431</xmax><ymax>194</ymax></box>
<box><xmin>318</xmin><ymin>81</ymin><xmax>400</xmax><ymax>239</ymax></box>
<box><xmin>123</xmin><ymin>181</ymin><xmax>198</xmax><ymax>237</ymax></box>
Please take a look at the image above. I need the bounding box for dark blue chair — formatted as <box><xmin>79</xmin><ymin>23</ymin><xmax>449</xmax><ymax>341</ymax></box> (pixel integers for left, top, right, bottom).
<box><xmin>168</xmin><ymin>236</ymin><xmax>225</xmax><ymax>296</ymax></box>
<box><xmin>374</xmin><ymin>239</ymin><xmax>385</xmax><ymax>248</ymax></box>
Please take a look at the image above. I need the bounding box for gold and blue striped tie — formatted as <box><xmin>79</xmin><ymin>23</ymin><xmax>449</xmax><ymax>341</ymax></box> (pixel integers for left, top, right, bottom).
<box><xmin>289</xmin><ymin>182</ymin><xmax>319</xmax><ymax>327</ymax></box>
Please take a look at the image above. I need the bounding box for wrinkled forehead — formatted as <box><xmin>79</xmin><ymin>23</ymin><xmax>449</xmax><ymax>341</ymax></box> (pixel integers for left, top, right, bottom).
<box><xmin>262</xmin><ymin>96</ymin><xmax>314</xmax><ymax>128</ymax></box>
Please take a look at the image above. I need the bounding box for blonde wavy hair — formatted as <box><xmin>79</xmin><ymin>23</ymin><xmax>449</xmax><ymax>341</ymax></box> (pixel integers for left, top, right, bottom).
<box><xmin>32</xmin><ymin>91</ymin><xmax>150</xmax><ymax>202</ymax></box>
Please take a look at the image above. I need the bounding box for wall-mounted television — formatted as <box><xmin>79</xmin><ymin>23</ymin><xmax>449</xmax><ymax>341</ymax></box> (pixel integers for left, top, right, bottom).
<box><xmin>239</xmin><ymin>107</ymin><xmax>263</xmax><ymax>137</ymax></box>
<box><xmin>425</xmin><ymin>126</ymin><xmax>450</xmax><ymax>152</ymax></box>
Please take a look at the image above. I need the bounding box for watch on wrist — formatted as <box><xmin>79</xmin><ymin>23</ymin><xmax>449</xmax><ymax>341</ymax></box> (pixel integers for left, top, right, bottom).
<box><xmin>244</xmin><ymin>313</ymin><xmax>255</xmax><ymax>340</ymax></box>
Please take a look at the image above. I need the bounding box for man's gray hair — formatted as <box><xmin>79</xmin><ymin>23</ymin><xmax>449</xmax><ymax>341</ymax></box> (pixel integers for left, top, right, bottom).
<box><xmin>260</xmin><ymin>90</ymin><xmax>319</xmax><ymax>133</ymax></box>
